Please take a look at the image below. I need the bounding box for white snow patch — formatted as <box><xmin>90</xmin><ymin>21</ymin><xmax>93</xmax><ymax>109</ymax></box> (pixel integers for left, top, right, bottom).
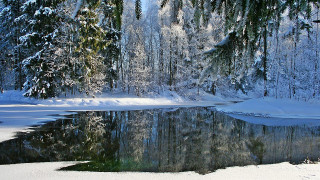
<box><xmin>43</xmin><ymin>7</ymin><xmax>53</xmax><ymax>16</ymax></box>
<box><xmin>0</xmin><ymin>127</ymin><xmax>31</xmax><ymax>143</ymax></box>
<box><xmin>14</xmin><ymin>14</ymin><xmax>27</xmax><ymax>23</ymax></box>
<box><xmin>34</xmin><ymin>9</ymin><xmax>41</xmax><ymax>16</ymax></box>
<box><xmin>0</xmin><ymin>161</ymin><xmax>319</xmax><ymax>180</ymax></box>
<box><xmin>217</xmin><ymin>97</ymin><xmax>320</xmax><ymax>120</ymax></box>
<box><xmin>22</xmin><ymin>0</ymin><xmax>36</xmax><ymax>11</ymax></box>
<box><xmin>19</xmin><ymin>32</ymin><xmax>38</xmax><ymax>44</ymax></box>
<box><xmin>0</xmin><ymin>7</ymin><xmax>10</xmax><ymax>18</ymax></box>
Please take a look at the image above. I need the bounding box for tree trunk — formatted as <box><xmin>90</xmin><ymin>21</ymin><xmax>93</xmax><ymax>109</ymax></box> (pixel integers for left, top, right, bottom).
<box><xmin>14</xmin><ymin>0</ymin><xmax>23</xmax><ymax>90</ymax></box>
<box><xmin>263</xmin><ymin>24</ymin><xmax>268</xmax><ymax>96</ymax></box>
<box><xmin>314</xmin><ymin>11</ymin><xmax>319</xmax><ymax>97</ymax></box>
<box><xmin>169</xmin><ymin>33</ymin><xmax>173</xmax><ymax>90</ymax></box>
<box><xmin>275</xmin><ymin>33</ymin><xmax>280</xmax><ymax>99</ymax></box>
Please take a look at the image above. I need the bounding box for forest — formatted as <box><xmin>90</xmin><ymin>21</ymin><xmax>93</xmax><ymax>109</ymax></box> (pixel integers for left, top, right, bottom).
<box><xmin>0</xmin><ymin>0</ymin><xmax>319</xmax><ymax>100</ymax></box>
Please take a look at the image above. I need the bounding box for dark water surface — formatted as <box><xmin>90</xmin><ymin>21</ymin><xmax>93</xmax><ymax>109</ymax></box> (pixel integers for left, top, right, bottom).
<box><xmin>0</xmin><ymin>107</ymin><xmax>319</xmax><ymax>174</ymax></box>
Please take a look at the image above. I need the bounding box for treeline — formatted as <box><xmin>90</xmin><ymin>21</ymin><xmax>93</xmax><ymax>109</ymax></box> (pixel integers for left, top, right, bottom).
<box><xmin>0</xmin><ymin>0</ymin><xmax>319</xmax><ymax>100</ymax></box>
<box><xmin>121</xmin><ymin>0</ymin><xmax>320</xmax><ymax>99</ymax></box>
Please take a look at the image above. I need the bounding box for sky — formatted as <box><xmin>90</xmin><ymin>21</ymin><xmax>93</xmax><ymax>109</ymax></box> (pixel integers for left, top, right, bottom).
<box><xmin>142</xmin><ymin>0</ymin><xmax>148</xmax><ymax>13</ymax></box>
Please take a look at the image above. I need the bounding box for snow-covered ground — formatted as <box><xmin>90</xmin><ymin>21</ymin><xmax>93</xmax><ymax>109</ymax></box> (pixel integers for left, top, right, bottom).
<box><xmin>1</xmin><ymin>90</ymin><xmax>320</xmax><ymax>179</ymax></box>
<box><xmin>217</xmin><ymin>97</ymin><xmax>320</xmax><ymax>127</ymax></box>
<box><xmin>0</xmin><ymin>161</ymin><xmax>319</xmax><ymax>180</ymax></box>
<box><xmin>217</xmin><ymin>97</ymin><xmax>320</xmax><ymax>119</ymax></box>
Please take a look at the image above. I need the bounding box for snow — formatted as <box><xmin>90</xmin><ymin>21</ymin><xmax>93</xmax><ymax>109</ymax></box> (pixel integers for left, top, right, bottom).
<box><xmin>203</xmin><ymin>47</ymin><xmax>217</xmax><ymax>55</ymax></box>
<box><xmin>215</xmin><ymin>34</ymin><xmax>231</xmax><ymax>47</ymax></box>
<box><xmin>217</xmin><ymin>97</ymin><xmax>320</xmax><ymax>119</ymax></box>
<box><xmin>0</xmin><ymin>7</ymin><xmax>10</xmax><ymax>18</ymax></box>
<box><xmin>34</xmin><ymin>9</ymin><xmax>41</xmax><ymax>16</ymax></box>
<box><xmin>34</xmin><ymin>7</ymin><xmax>53</xmax><ymax>16</ymax></box>
<box><xmin>228</xmin><ymin>114</ymin><xmax>320</xmax><ymax>127</ymax></box>
<box><xmin>0</xmin><ymin>161</ymin><xmax>319</xmax><ymax>180</ymax></box>
<box><xmin>203</xmin><ymin>34</ymin><xmax>231</xmax><ymax>55</ymax></box>
<box><xmin>14</xmin><ymin>14</ymin><xmax>27</xmax><ymax>23</ymax></box>
<box><xmin>216</xmin><ymin>97</ymin><xmax>320</xmax><ymax>126</ymax></box>
<box><xmin>34</xmin><ymin>7</ymin><xmax>54</xmax><ymax>17</ymax></box>
<box><xmin>43</xmin><ymin>7</ymin><xmax>53</xmax><ymax>16</ymax></box>
<box><xmin>22</xmin><ymin>0</ymin><xmax>36</xmax><ymax>11</ymax></box>
<box><xmin>19</xmin><ymin>32</ymin><xmax>39</xmax><ymax>44</ymax></box>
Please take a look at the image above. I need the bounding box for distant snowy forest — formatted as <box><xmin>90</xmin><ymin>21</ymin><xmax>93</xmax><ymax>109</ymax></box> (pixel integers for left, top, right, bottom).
<box><xmin>0</xmin><ymin>0</ymin><xmax>319</xmax><ymax>100</ymax></box>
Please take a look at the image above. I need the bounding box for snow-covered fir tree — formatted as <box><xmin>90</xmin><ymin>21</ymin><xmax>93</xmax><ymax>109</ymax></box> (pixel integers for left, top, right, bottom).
<box><xmin>19</xmin><ymin>0</ymin><xmax>65</xmax><ymax>98</ymax></box>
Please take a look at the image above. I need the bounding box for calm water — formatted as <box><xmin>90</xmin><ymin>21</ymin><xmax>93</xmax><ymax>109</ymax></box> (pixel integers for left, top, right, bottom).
<box><xmin>0</xmin><ymin>107</ymin><xmax>319</xmax><ymax>174</ymax></box>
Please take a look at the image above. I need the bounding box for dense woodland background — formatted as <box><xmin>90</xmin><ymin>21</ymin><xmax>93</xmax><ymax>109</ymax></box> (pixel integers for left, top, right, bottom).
<box><xmin>0</xmin><ymin>0</ymin><xmax>319</xmax><ymax>100</ymax></box>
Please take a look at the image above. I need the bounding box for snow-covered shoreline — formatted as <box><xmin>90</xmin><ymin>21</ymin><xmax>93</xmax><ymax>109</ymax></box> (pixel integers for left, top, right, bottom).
<box><xmin>0</xmin><ymin>161</ymin><xmax>319</xmax><ymax>180</ymax></box>
<box><xmin>217</xmin><ymin>97</ymin><xmax>320</xmax><ymax>120</ymax></box>
<box><xmin>1</xmin><ymin>90</ymin><xmax>320</xmax><ymax>142</ymax></box>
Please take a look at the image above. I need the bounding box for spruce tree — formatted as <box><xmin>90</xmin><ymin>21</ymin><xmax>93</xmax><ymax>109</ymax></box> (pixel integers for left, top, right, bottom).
<box><xmin>21</xmin><ymin>0</ymin><xmax>65</xmax><ymax>98</ymax></box>
<box><xmin>100</xmin><ymin>0</ymin><xmax>122</xmax><ymax>90</ymax></box>
<box><xmin>75</xmin><ymin>0</ymin><xmax>110</xmax><ymax>96</ymax></box>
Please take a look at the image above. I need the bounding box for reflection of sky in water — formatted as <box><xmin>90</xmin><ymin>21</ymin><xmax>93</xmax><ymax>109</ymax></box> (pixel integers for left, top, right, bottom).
<box><xmin>0</xmin><ymin>107</ymin><xmax>319</xmax><ymax>174</ymax></box>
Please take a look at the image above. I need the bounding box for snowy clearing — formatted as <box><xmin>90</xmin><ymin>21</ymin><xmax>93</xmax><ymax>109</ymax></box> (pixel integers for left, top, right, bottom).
<box><xmin>0</xmin><ymin>161</ymin><xmax>320</xmax><ymax>180</ymax></box>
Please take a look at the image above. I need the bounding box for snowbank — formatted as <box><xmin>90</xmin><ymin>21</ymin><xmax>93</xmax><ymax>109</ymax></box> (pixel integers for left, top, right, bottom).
<box><xmin>217</xmin><ymin>97</ymin><xmax>320</xmax><ymax>120</ymax></box>
<box><xmin>0</xmin><ymin>161</ymin><xmax>319</xmax><ymax>180</ymax></box>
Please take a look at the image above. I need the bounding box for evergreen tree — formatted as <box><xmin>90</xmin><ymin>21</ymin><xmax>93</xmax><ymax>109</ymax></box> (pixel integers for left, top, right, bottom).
<box><xmin>100</xmin><ymin>0</ymin><xmax>123</xmax><ymax>90</ymax></box>
<box><xmin>135</xmin><ymin>0</ymin><xmax>142</xmax><ymax>20</ymax></box>
<box><xmin>74</xmin><ymin>0</ymin><xmax>110</xmax><ymax>96</ymax></box>
<box><xmin>19</xmin><ymin>0</ymin><xmax>65</xmax><ymax>98</ymax></box>
<box><xmin>0</xmin><ymin>0</ymin><xmax>124</xmax><ymax>98</ymax></box>
<box><xmin>0</xmin><ymin>0</ymin><xmax>25</xmax><ymax>90</ymax></box>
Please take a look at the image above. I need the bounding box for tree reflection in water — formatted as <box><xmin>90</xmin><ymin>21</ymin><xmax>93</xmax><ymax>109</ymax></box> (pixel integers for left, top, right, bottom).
<box><xmin>0</xmin><ymin>107</ymin><xmax>319</xmax><ymax>173</ymax></box>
